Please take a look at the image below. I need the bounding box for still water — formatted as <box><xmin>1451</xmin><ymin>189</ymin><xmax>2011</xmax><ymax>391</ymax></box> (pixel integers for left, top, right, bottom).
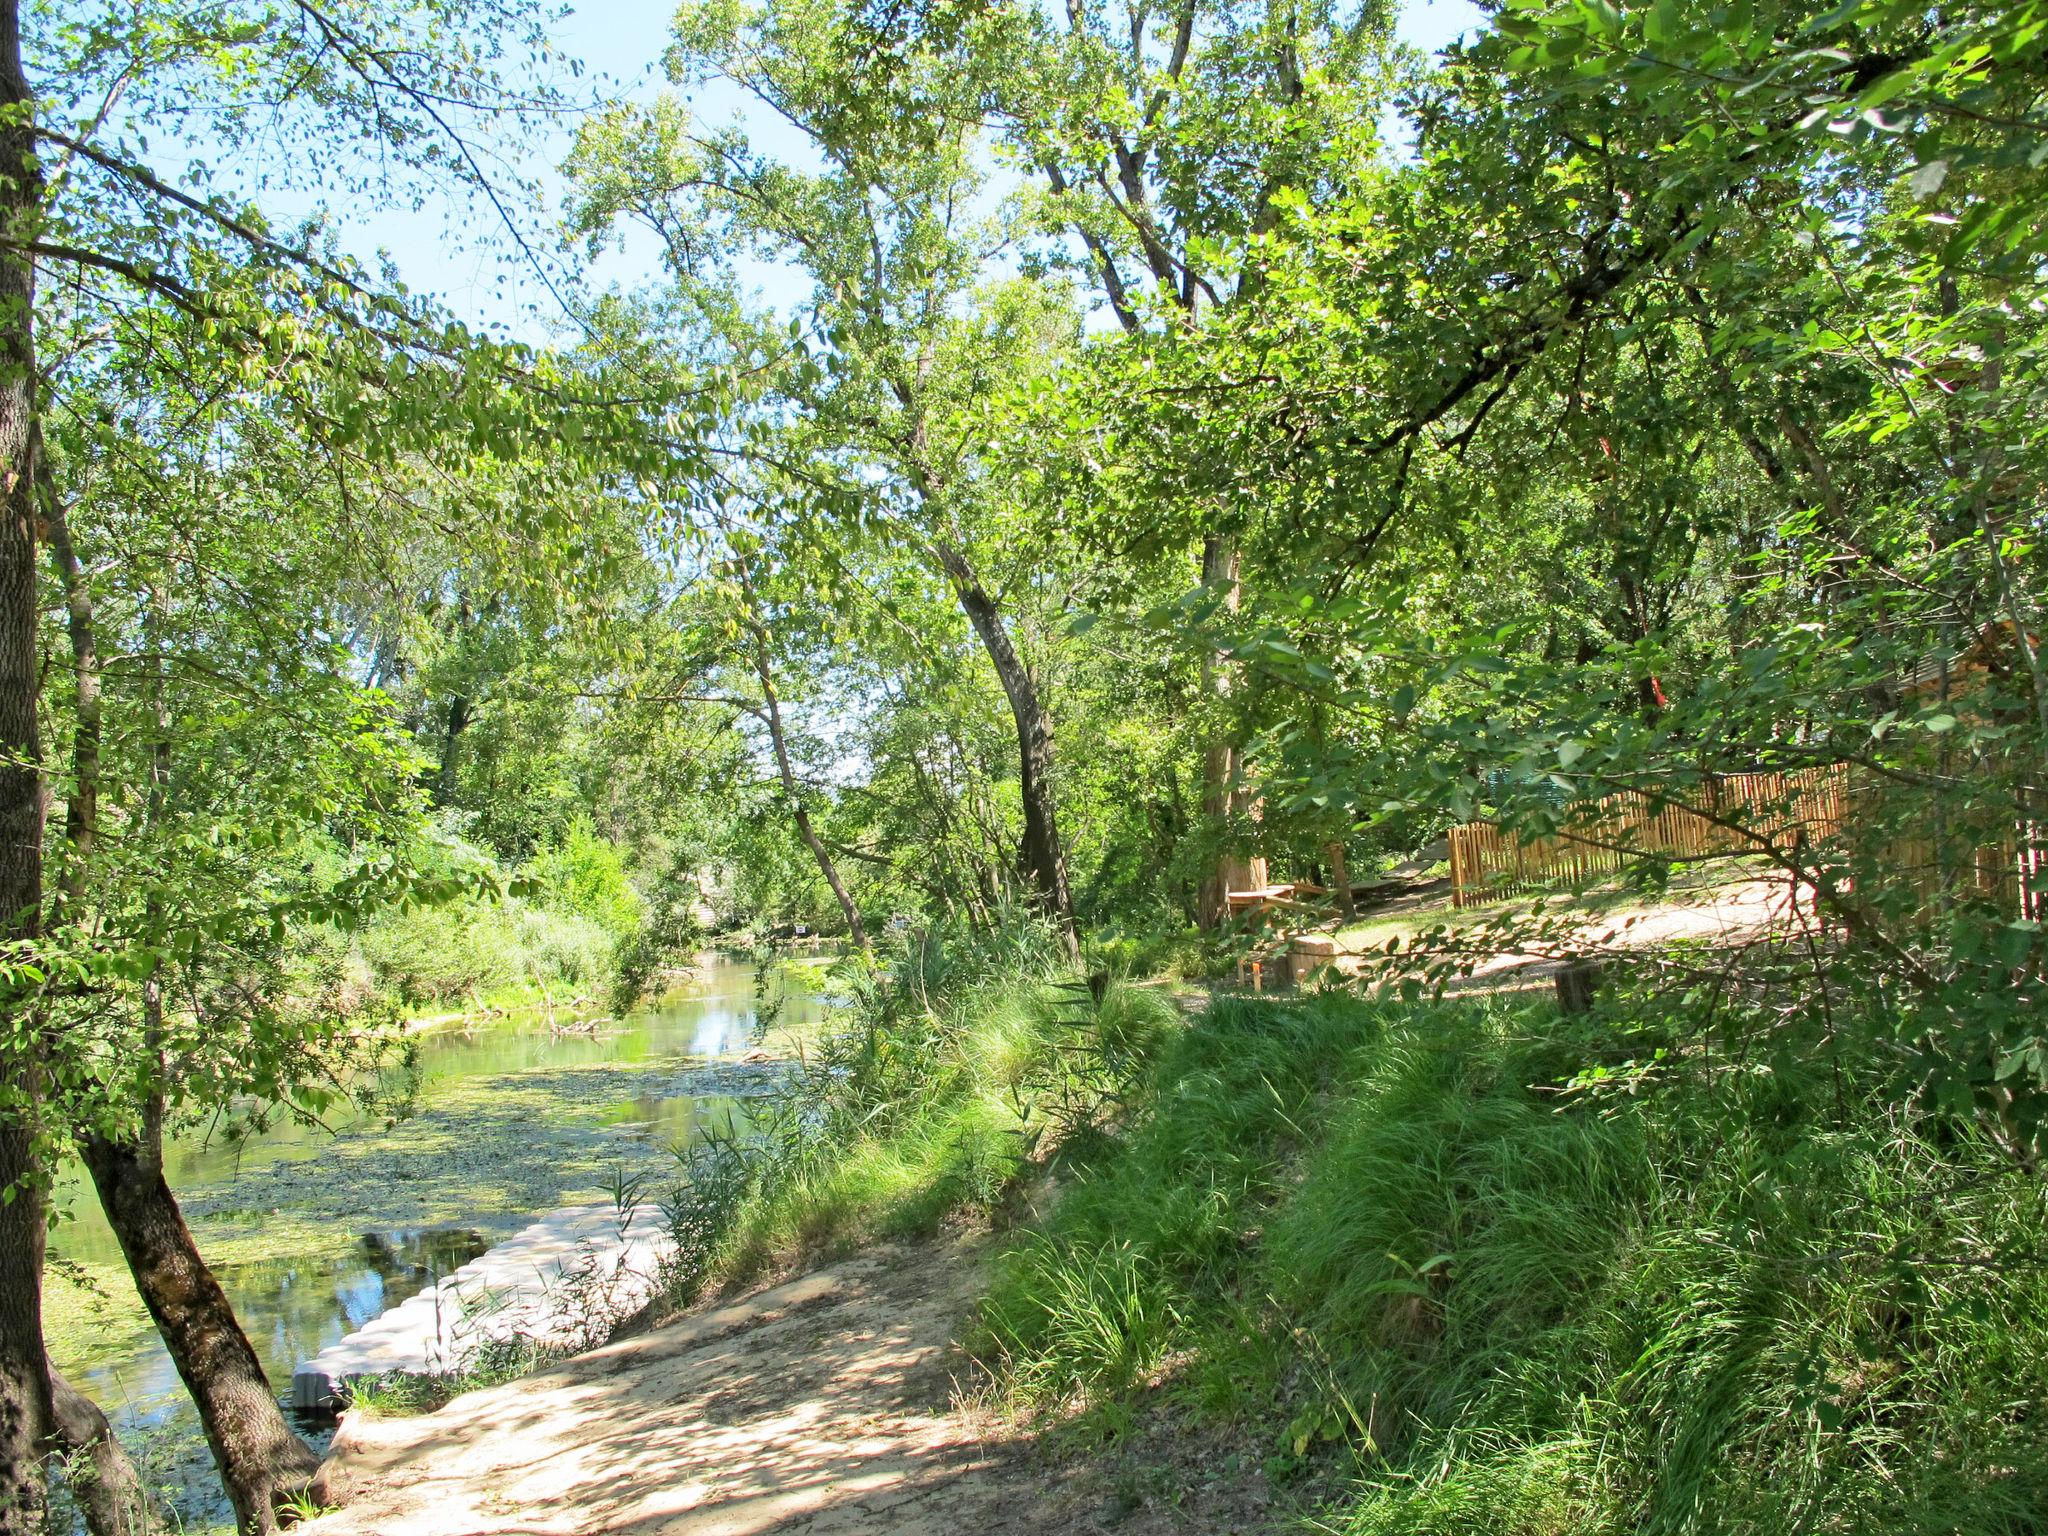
<box><xmin>44</xmin><ymin>953</ymin><xmax>829</xmax><ymax>1531</ymax></box>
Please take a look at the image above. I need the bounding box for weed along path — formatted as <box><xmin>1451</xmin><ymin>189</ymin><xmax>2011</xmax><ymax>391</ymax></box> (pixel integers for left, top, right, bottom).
<box><xmin>303</xmin><ymin>1241</ymin><xmax>1050</xmax><ymax>1536</ymax></box>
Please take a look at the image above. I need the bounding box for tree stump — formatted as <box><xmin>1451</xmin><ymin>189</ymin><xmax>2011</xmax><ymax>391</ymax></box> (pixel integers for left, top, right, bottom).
<box><xmin>1555</xmin><ymin>958</ymin><xmax>1602</xmax><ymax>1015</ymax></box>
<box><xmin>1290</xmin><ymin>934</ymin><xmax>1340</xmax><ymax>988</ymax></box>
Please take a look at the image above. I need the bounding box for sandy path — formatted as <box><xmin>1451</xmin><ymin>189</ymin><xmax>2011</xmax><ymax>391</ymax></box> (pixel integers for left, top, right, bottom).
<box><xmin>1334</xmin><ymin>870</ymin><xmax>1822</xmax><ymax>995</ymax></box>
<box><xmin>303</xmin><ymin>1243</ymin><xmax>1047</xmax><ymax>1536</ymax></box>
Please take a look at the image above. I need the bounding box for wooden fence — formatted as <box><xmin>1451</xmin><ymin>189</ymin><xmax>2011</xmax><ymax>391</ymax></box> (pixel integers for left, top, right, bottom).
<box><xmin>1866</xmin><ymin>787</ymin><xmax>2047</xmax><ymax>924</ymax></box>
<box><xmin>1448</xmin><ymin>766</ymin><xmax>1851</xmax><ymax>908</ymax></box>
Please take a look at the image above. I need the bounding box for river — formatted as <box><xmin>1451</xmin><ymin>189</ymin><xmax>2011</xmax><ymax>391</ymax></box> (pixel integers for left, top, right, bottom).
<box><xmin>43</xmin><ymin>953</ymin><xmax>831</xmax><ymax>1532</ymax></box>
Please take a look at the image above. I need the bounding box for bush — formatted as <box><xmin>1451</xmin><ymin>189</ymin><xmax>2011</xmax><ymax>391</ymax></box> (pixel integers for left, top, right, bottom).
<box><xmin>355</xmin><ymin>892</ymin><xmax>621</xmax><ymax>1007</ymax></box>
<box><xmin>355</xmin><ymin>898</ymin><xmax>533</xmax><ymax>1004</ymax></box>
<box><xmin>1087</xmin><ymin>926</ymin><xmax>1205</xmax><ymax>982</ymax></box>
<box><xmin>523</xmin><ymin>818</ymin><xmax>643</xmax><ymax>940</ymax></box>
<box><xmin>511</xmin><ymin>904</ymin><xmax>615</xmax><ymax>991</ymax></box>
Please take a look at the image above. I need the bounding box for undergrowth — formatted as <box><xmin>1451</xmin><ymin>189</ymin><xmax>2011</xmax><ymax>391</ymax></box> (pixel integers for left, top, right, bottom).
<box><xmin>975</xmin><ymin>991</ymin><xmax>2048</xmax><ymax>1536</ymax></box>
<box><xmin>646</xmin><ymin>916</ymin><xmax>2048</xmax><ymax>1534</ymax></box>
<box><xmin>668</xmin><ymin>914</ymin><xmax>1182</xmax><ymax>1296</ymax></box>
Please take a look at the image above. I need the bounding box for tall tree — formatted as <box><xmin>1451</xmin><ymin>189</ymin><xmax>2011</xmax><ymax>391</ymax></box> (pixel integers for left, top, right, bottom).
<box><xmin>998</xmin><ymin>0</ymin><xmax>1400</xmax><ymax>923</ymax></box>
<box><xmin>1</xmin><ymin>2</ymin><xmax>695</xmax><ymax>1525</ymax></box>
<box><xmin>0</xmin><ymin>1</ymin><xmax>48</xmax><ymax>1523</ymax></box>
<box><xmin>568</xmin><ymin>3</ymin><xmax>1089</xmax><ymax>954</ymax></box>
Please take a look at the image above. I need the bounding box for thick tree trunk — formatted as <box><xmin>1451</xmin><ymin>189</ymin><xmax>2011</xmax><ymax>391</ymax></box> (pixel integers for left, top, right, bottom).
<box><xmin>748</xmin><ymin>630</ymin><xmax>866</xmax><ymax>949</ymax></box>
<box><xmin>48</xmin><ymin>1367</ymin><xmax>150</xmax><ymax>1536</ymax></box>
<box><xmin>933</xmin><ymin>541</ymin><xmax>1079</xmax><ymax>959</ymax></box>
<box><xmin>0</xmin><ymin>1125</ymin><xmax>47</xmax><ymax>1536</ymax></box>
<box><xmin>80</xmin><ymin>1119</ymin><xmax>317</xmax><ymax>1535</ymax></box>
<box><xmin>0</xmin><ymin>1</ymin><xmax>50</xmax><ymax>1524</ymax></box>
<box><xmin>1196</xmin><ymin>535</ymin><xmax>1253</xmax><ymax>930</ymax></box>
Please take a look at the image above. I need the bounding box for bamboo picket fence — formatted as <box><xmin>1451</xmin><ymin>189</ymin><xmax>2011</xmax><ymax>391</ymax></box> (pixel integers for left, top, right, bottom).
<box><xmin>1869</xmin><ymin>786</ymin><xmax>2047</xmax><ymax>924</ymax></box>
<box><xmin>1448</xmin><ymin>766</ymin><xmax>1852</xmax><ymax>909</ymax></box>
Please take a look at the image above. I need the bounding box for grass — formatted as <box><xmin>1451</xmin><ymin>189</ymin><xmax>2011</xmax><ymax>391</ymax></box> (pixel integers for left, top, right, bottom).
<box><xmin>684</xmin><ymin>922</ymin><xmax>1183</xmax><ymax>1294</ymax></box>
<box><xmin>490</xmin><ymin>912</ymin><xmax>2048</xmax><ymax>1535</ymax></box>
<box><xmin>971</xmin><ymin>988</ymin><xmax>2048</xmax><ymax>1535</ymax></box>
<box><xmin>339</xmin><ymin>1338</ymin><xmax>555</xmax><ymax>1418</ymax></box>
<box><xmin>712</xmin><ymin>1094</ymin><xmax>1028</xmax><ymax>1282</ymax></box>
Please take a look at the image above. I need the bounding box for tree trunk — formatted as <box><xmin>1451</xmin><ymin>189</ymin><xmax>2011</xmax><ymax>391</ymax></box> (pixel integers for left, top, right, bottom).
<box><xmin>39</xmin><ymin>427</ymin><xmax>97</xmax><ymax>912</ymax></box>
<box><xmin>38</xmin><ymin>409</ymin><xmax>152</xmax><ymax>1536</ymax></box>
<box><xmin>79</xmin><ymin>1118</ymin><xmax>318</xmax><ymax>1535</ymax></box>
<box><xmin>1324</xmin><ymin>840</ymin><xmax>1354</xmax><ymax>920</ymax></box>
<box><xmin>1196</xmin><ymin>535</ymin><xmax>1254</xmax><ymax>929</ymax></box>
<box><xmin>433</xmin><ymin>694</ymin><xmax>472</xmax><ymax>808</ymax></box>
<box><xmin>748</xmin><ymin>629</ymin><xmax>867</xmax><ymax>949</ymax></box>
<box><xmin>0</xmin><ymin>0</ymin><xmax>50</xmax><ymax>1523</ymax></box>
<box><xmin>0</xmin><ymin>1124</ymin><xmax>48</xmax><ymax>1536</ymax></box>
<box><xmin>49</xmin><ymin>1367</ymin><xmax>151</xmax><ymax>1536</ymax></box>
<box><xmin>933</xmin><ymin>541</ymin><xmax>1079</xmax><ymax>960</ymax></box>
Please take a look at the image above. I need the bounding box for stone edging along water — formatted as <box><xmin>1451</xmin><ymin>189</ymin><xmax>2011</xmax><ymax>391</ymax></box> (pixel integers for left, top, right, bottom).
<box><xmin>291</xmin><ymin>1202</ymin><xmax>675</xmax><ymax>1409</ymax></box>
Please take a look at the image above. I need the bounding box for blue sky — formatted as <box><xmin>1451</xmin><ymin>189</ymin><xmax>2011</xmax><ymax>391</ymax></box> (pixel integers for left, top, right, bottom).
<box><xmin>340</xmin><ymin>0</ymin><xmax>1486</xmax><ymax>341</ymax></box>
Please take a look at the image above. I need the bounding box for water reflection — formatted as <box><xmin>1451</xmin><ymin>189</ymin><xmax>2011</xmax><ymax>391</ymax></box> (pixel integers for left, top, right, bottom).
<box><xmin>61</xmin><ymin>1227</ymin><xmax>491</xmax><ymax>1438</ymax></box>
<box><xmin>45</xmin><ymin>954</ymin><xmax>826</xmax><ymax>1531</ymax></box>
<box><xmin>342</xmin><ymin>1228</ymin><xmax>492</xmax><ymax>1331</ymax></box>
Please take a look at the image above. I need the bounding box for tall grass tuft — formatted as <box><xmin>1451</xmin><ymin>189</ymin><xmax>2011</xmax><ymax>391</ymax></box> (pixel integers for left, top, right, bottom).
<box><xmin>671</xmin><ymin>911</ymin><xmax>1185</xmax><ymax>1293</ymax></box>
<box><xmin>976</xmin><ymin>991</ymin><xmax>2048</xmax><ymax>1535</ymax></box>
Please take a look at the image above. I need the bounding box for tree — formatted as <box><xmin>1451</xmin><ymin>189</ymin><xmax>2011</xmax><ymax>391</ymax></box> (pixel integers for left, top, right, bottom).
<box><xmin>0</xmin><ymin>2</ymin><xmax>703</xmax><ymax>1526</ymax></box>
<box><xmin>0</xmin><ymin>3</ymin><xmax>49</xmax><ymax>1521</ymax></box>
<box><xmin>997</xmin><ymin>0</ymin><xmax>1400</xmax><ymax>924</ymax></box>
<box><xmin>1129</xmin><ymin>0</ymin><xmax>2048</xmax><ymax>1140</ymax></box>
<box><xmin>567</xmin><ymin>0</ymin><xmax>1089</xmax><ymax>955</ymax></box>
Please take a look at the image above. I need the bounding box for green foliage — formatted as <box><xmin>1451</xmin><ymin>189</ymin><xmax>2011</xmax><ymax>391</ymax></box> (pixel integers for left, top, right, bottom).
<box><xmin>676</xmin><ymin>914</ymin><xmax>1182</xmax><ymax>1289</ymax></box>
<box><xmin>339</xmin><ymin>1335</ymin><xmax>567</xmax><ymax>1420</ymax></box>
<box><xmin>355</xmin><ymin>890</ymin><xmax>618</xmax><ymax>1009</ymax></box>
<box><xmin>525</xmin><ymin>819</ymin><xmax>645</xmax><ymax>942</ymax></box>
<box><xmin>22</xmin><ymin>0</ymin><xmax>2048</xmax><ymax>1522</ymax></box>
<box><xmin>979</xmin><ymin>994</ymin><xmax>1363</xmax><ymax>1404</ymax></box>
<box><xmin>977</xmin><ymin>989</ymin><xmax>2048</xmax><ymax>1533</ymax></box>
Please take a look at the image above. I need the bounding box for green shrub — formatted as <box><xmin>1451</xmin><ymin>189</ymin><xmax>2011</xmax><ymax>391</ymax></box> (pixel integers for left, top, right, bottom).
<box><xmin>511</xmin><ymin>903</ymin><xmax>614</xmax><ymax>991</ymax></box>
<box><xmin>356</xmin><ymin>898</ymin><xmax>532</xmax><ymax>1004</ymax></box>
<box><xmin>355</xmin><ymin>891</ymin><xmax>621</xmax><ymax>1006</ymax></box>
<box><xmin>523</xmin><ymin>818</ymin><xmax>643</xmax><ymax>940</ymax></box>
<box><xmin>1088</xmin><ymin>926</ymin><xmax>1205</xmax><ymax>982</ymax></box>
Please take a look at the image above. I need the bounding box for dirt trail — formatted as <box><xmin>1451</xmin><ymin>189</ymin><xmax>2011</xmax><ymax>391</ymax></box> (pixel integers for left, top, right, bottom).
<box><xmin>303</xmin><ymin>1243</ymin><xmax>1050</xmax><ymax>1536</ymax></box>
<box><xmin>1333</xmin><ymin>870</ymin><xmax>1819</xmax><ymax>994</ymax></box>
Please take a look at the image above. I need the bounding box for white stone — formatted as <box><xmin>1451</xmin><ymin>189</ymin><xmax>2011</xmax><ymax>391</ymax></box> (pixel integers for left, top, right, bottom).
<box><xmin>291</xmin><ymin>1204</ymin><xmax>673</xmax><ymax>1409</ymax></box>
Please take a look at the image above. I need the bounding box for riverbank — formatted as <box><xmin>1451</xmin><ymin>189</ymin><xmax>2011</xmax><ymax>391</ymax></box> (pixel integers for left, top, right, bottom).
<box><xmin>43</xmin><ymin>956</ymin><xmax>830</xmax><ymax>1532</ymax></box>
<box><xmin>300</xmin><ymin>968</ymin><xmax>2048</xmax><ymax>1536</ymax></box>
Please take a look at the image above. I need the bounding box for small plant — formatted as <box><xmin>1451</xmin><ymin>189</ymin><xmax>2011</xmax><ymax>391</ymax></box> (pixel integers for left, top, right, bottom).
<box><xmin>278</xmin><ymin>1485</ymin><xmax>338</xmax><ymax>1525</ymax></box>
<box><xmin>604</xmin><ymin>1163</ymin><xmax>653</xmax><ymax>1235</ymax></box>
